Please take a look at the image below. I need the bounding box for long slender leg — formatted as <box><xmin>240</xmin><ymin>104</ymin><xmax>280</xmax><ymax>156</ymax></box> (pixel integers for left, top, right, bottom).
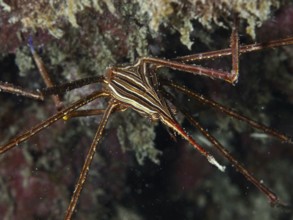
<box><xmin>62</xmin><ymin>109</ymin><xmax>106</xmax><ymax>120</ymax></box>
<box><xmin>140</xmin><ymin>54</ymin><xmax>239</xmax><ymax>84</ymax></box>
<box><xmin>0</xmin><ymin>81</ymin><xmax>44</xmax><ymax>100</ymax></box>
<box><xmin>0</xmin><ymin>91</ymin><xmax>109</xmax><ymax>154</ymax></box>
<box><xmin>230</xmin><ymin>17</ymin><xmax>239</xmax><ymax>83</ymax></box>
<box><xmin>0</xmin><ymin>75</ymin><xmax>105</xmax><ymax>100</ymax></box>
<box><xmin>183</xmin><ymin>107</ymin><xmax>283</xmax><ymax>206</ymax></box>
<box><xmin>40</xmin><ymin>76</ymin><xmax>106</xmax><ymax>96</ymax></box>
<box><xmin>174</xmin><ymin>37</ymin><xmax>293</xmax><ymax>63</ymax></box>
<box><xmin>144</xmin><ymin>36</ymin><xmax>293</xmax><ymax>83</ymax></box>
<box><xmin>29</xmin><ymin>43</ymin><xmax>63</xmax><ymax>110</ymax></box>
<box><xmin>138</xmin><ymin>21</ymin><xmax>240</xmax><ymax>84</ymax></box>
<box><xmin>161</xmin><ymin>79</ymin><xmax>292</xmax><ymax>143</ymax></box>
<box><xmin>63</xmin><ymin>105</ymin><xmax>127</xmax><ymax>120</ymax></box>
<box><xmin>161</xmin><ymin>110</ymin><xmax>226</xmax><ymax>171</ymax></box>
<box><xmin>64</xmin><ymin>99</ymin><xmax>118</xmax><ymax>220</ymax></box>
<box><xmin>140</xmin><ymin>25</ymin><xmax>293</xmax><ymax>84</ymax></box>
<box><xmin>162</xmin><ymin>90</ymin><xmax>284</xmax><ymax>206</ymax></box>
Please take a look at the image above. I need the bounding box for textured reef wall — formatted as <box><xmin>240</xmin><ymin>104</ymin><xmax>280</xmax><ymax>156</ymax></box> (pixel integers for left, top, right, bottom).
<box><xmin>0</xmin><ymin>1</ymin><xmax>293</xmax><ymax>219</ymax></box>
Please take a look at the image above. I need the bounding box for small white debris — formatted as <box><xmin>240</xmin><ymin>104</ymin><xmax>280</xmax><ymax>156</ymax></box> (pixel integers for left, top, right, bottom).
<box><xmin>250</xmin><ymin>133</ymin><xmax>269</xmax><ymax>139</ymax></box>
<box><xmin>207</xmin><ymin>155</ymin><xmax>226</xmax><ymax>172</ymax></box>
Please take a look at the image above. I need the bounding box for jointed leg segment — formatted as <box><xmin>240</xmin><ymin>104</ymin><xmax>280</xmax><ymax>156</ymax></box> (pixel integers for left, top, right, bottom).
<box><xmin>0</xmin><ymin>91</ymin><xmax>109</xmax><ymax>154</ymax></box>
<box><xmin>160</xmin><ymin>68</ymin><xmax>291</xmax><ymax>206</ymax></box>
<box><xmin>29</xmin><ymin>42</ymin><xmax>63</xmax><ymax>110</ymax></box>
<box><xmin>0</xmin><ymin>81</ymin><xmax>44</xmax><ymax>100</ymax></box>
<box><xmin>65</xmin><ymin>99</ymin><xmax>118</xmax><ymax>220</ymax></box>
<box><xmin>139</xmin><ymin>21</ymin><xmax>240</xmax><ymax>84</ymax></box>
<box><xmin>162</xmin><ymin>79</ymin><xmax>292</xmax><ymax>143</ymax></box>
<box><xmin>174</xmin><ymin>37</ymin><xmax>293</xmax><ymax>63</ymax></box>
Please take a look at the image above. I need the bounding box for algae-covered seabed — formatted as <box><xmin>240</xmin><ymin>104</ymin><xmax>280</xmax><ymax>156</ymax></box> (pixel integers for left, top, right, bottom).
<box><xmin>0</xmin><ymin>1</ymin><xmax>293</xmax><ymax>219</ymax></box>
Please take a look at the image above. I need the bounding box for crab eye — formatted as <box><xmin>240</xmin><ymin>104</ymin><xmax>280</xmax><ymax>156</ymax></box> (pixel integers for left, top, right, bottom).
<box><xmin>151</xmin><ymin>113</ymin><xmax>160</xmax><ymax>121</ymax></box>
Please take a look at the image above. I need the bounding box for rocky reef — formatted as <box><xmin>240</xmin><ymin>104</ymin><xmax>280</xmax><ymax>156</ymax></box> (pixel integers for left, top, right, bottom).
<box><xmin>0</xmin><ymin>1</ymin><xmax>293</xmax><ymax>219</ymax></box>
